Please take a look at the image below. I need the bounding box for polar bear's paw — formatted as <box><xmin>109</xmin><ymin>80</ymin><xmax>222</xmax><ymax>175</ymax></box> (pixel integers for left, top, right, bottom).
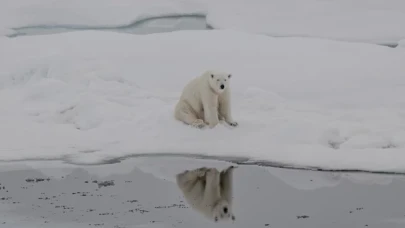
<box><xmin>191</xmin><ymin>119</ymin><xmax>206</xmax><ymax>129</ymax></box>
<box><xmin>228</xmin><ymin>121</ymin><xmax>238</xmax><ymax>127</ymax></box>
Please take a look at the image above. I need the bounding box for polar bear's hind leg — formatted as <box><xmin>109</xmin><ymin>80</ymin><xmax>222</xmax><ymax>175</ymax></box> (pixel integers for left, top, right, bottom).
<box><xmin>175</xmin><ymin>101</ymin><xmax>206</xmax><ymax>129</ymax></box>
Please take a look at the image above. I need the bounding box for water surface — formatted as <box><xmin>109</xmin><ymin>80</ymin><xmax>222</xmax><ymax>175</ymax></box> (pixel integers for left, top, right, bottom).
<box><xmin>8</xmin><ymin>15</ymin><xmax>208</xmax><ymax>38</ymax></box>
<box><xmin>1</xmin><ymin>157</ymin><xmax>404</xmax><ymax>228</ymax></box>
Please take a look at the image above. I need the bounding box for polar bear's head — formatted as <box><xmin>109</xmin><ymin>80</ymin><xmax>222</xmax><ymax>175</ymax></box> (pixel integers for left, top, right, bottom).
<box><xmin>207</xmin><ymin>71</ymin><xmax>232</xmax><ymax>94</ymax></box>
<box><xmin>212</xmin><ymin>199</ymin><xmax>235</xmax><ymax>222</ymax></box>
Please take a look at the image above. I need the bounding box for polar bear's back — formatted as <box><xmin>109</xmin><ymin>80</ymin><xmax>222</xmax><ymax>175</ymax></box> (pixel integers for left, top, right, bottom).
<box><xmin>176</xmin><ymin>168</ymin><xmax>215</xmax><ymax>218</ymax></box>
<box><xmin>178</xmin><ymin>74</ymin><xmax>207</xmax><ymax>116</ymax></box>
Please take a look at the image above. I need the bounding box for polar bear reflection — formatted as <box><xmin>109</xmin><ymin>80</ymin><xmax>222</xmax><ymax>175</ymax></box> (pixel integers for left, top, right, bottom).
<box><xmin>176</xmin><ymin>166</ymin><xmax>236</xmax><ymax>222</ymax></box>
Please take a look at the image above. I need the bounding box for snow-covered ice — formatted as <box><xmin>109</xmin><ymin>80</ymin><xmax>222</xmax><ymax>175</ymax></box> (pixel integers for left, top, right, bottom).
<box><xmin>2</xmin><ymin>0</ymin><xmax>405</xmax><ymax>46</ymax></box>
<box><xmin>198</xmin><ymin>0</ymin><xmax>405</xmax><ymax>46</ymax></box>
<box><xmin>1</xmin><ymin>30</ymin><xmax>405</xmax><ymax>172</ymax></box>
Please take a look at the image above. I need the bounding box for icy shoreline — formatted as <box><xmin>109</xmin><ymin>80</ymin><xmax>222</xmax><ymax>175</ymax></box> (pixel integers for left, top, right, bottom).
<box><xmin>1</xmin><ymin>30</ymin><xmax>405</xmax><ymax>172</ymax></box>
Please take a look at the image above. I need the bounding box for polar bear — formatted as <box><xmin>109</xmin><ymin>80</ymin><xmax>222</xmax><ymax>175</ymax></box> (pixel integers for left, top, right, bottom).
<box><xmin>174</xmin><ymin>70</ymin><xmax>238</xmax><ymax>129</ymax></box>
<box><xmin>176</xmin><ymin>166</ymin><xmax>236</xmax><ymax>222</ymax></box>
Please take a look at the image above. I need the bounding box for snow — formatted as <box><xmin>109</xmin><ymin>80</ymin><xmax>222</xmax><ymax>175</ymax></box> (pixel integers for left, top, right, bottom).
<box><xmin>1</xmin><ymin>30</ymin><xmax>405</xmax><ymax>172</ymax></box>
<box><xmin>198</xmin><ymin>0</ymin><xmax>405</xmax><ymax>45</ymax></box>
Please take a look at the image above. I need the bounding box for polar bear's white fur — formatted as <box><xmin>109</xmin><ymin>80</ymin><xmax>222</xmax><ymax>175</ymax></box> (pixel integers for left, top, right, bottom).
<box><xmin>174</xmin><ymin>70</ymin><xmax>238</xmax><ymax>129</ymax></box>
<box><xmin>176</xmin><ymin>166</ymin><xmax>236</xmax><ymax>222</ymax></box>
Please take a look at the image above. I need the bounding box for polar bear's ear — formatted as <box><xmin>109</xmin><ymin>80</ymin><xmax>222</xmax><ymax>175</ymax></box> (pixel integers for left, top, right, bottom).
<box><xmin>211</xmin><ymin>74</ymin><xmax>214</xmax><ymax>78</ymax></box>
<box><xmin>228</xmin><ymin>74</ymin><xmax>232</xmax><ymax>79</ymax></box>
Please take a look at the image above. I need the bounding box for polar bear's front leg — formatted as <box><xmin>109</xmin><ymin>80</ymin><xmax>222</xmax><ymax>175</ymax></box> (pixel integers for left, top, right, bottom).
<box><xmin>219</xmin><ymin>91</ymin><xmax>238</xmax><ymax>127</ymax></box>
<box><xmin>202</xmin><ymin>95</ymin><xmax>220</xmax><ymax>128</ymax></box>
<box><xmin>204</xmin><ymin>168</ymin><xmax>221</xmax><ymax>204</ymax></box>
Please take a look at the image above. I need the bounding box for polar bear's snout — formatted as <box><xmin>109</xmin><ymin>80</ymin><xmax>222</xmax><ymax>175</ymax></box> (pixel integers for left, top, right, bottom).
<box><xmin>220</xmin><ymin>84</ymin><xmax>225</xmax><ymax>90</ymax></box>
<box><xmin>223</xmin><ymin>207</ymin><xmax>228</xmax><ymax>214</ymax></box>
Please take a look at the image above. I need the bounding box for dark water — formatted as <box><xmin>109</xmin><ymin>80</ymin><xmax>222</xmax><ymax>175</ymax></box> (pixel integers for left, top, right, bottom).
<box><xmin>6</xmin><ymin>14</ymin><xmax>398</xmax><ymax>48</ymax></box>
<box><xmin>1</xmin><ymin>156</ymin><xmax>404</xmax><ymax>228</ymax></box>
<box><xmin>7</xmin><ymin>15</ymin><xmax>208</xmax><ymax>38</ymax></box>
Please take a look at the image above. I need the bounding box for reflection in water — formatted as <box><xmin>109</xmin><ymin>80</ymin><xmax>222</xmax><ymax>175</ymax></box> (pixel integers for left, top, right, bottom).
<box><xmin>176</xmin><ymin>166</ymin><xmax>236</xmax><ymax>223</ymax></box>
<box><xmin>263</xmin><ymin>166</ymin><xmax>396</xmax><ymax>191</ymax></box>
<box><xmin>1</xmin><ymin>157</ymin><xmax>405</xmax><ymax>228</ymax></box>
<box><xmin>262</xmin><ymin>167</ymin><xmax>342</xmax><ymax>190</ymax></box>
